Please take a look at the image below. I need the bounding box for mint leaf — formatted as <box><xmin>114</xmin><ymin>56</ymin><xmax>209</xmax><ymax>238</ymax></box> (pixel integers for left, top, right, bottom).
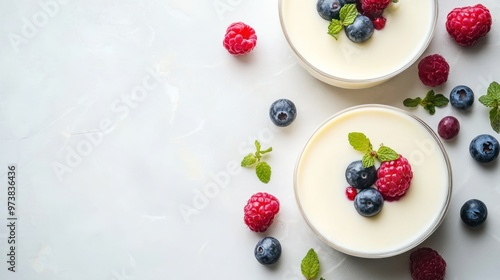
<box><xmin>348</xmin><ymin>132</ymin><xmax>372</xmax><ymax>152</ymax></box>
<box><xmin>241</xmin><ymin>153</ymin><xmax>257</xmax><ymax>167</ymax></box>
<box><xmin>488</xmin><ymin>81</ymin><xmax>500</xmax><ymax>99</ymax></box>
<box><xmin>255</xmin><ymin>162</ymin><xmax>271</xmax><ymax>184</ymax></box>
<box><xmin>362</xmin><ymin>153</ymin><xmax>375</xmax><ymax>168</ymax></box>
<box><xmin>340</xmin><ymin>4</ymin><xmax>357</xmax><ymax>26</ymax></box>
<box><xmin>479</xmin><ymin>81</ymin><xmax>500</xmax><ymax>133</ymax></box>
<box><xmin>349</xmin><ymin>132</ymin><xmax>399</xmax><ymax>167</ymax></box>
<box><xmin>327</xmin><ymin>19</ymin><xmax>343</xmax><ymax>39</ymax></box>
<box><xmin>479</xmin><ymin>94</ymin><xmax>497</xmax><ymax>108</ymax></box>
<box><xmin>301</xmin><ymin>249</ymin><xmax>320</xmax><ymax>280</ymax></box>
<box><xmin>403</xmin><ymin>90</ymin><xmax>448</xmax><ymax>115</ymax></box>
<box><xmin>489</xmin><ymin>107</ymin><xmax>500</xmax><ymax>133</ymax></box>
<box><xmin>241</xmin><ymin>140</ymin><xmax>273</xmax><ymax>183</ymax></box>
<box><xmin>254</xmin><ymin>140</ymin><xmax>261</xmax><ymax>154</ymax></box>
<box><xmin>403</xmin><ymin>97</ymin><xmax>421</xmax><ymax>107</ymax></box>
<box><xmin>377</xmin><ymin>145</ymin><xmax>398</xmax><ymax>162</ymax></box>
<box><xmin>432</xmin><ymin>94</ymin><xmax>450</xmax><ymax>107</ymax></box>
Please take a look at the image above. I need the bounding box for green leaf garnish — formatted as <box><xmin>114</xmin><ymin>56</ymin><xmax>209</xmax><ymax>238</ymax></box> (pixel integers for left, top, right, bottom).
<box><xmin>376</xmin><ymin>145</ymin><xmax>398</xmax><ymax>162</ymax></box>
<box><xmin>301</xmin><ymin>249</ymin><xmax>320</xmax><ymax>280</ymax></box>
<box><xmin>241</xmin><ymin>153</ymin><xmax>257</xmax><ymax>167</ymax></box>
<box><xmin>348</xmin><ymin>132</ymin><xmax>372</xmax><ymax>152</ymax></box>
<box><xmin>348</xmin><ymin>132</ymin><xmax>399</xmax><ymax>168</ymax></box>
<box><xmin>327</xmin><ymin>4</ymin><xmax>358</xmax><ymax>39</ymax></box>
<box><xmin>479</xmin><ymin>81</ymin><xmax>500</xmax><ymax>133</ymax></box>
<box><xmin>255</xmin><ymin>162</ymin><xmax>271</xmax><ymax>184</ymax></box>
<box><xmin>241</xmin><ymin>140</ymin><xmax>272</xmax><ymax>183</ymax></box>
<box><xmin>403</xmin><ymin>90</ymin><xmax>449</xmax><ymax>115</ymax></box>
<box><xmin>327</xmin><ymin>20</ymin><xmax>343</xmax><ymax>39</ymax></box>
<box><xmin>340</xmin><ymin>3</ymin><xmax>357</xmax><ymax>26</ymax></box>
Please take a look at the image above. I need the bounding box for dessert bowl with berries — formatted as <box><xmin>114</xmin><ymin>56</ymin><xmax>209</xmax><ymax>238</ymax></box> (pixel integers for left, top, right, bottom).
<box><xmin>278</xmin><ymin>0</ymin><xmax>438</xmax><ymax>89</ymax></box>
<box><xmin>293</xmin><ymin>105</ymin><xmax>452</xmax><ymax>258</ymax></box>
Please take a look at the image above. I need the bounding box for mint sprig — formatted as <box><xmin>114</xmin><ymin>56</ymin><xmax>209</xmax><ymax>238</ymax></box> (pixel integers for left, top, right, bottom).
<box><xmin>479</xmin><ymin>81</ymin><xmax>500</xmax><ymax>133</ymax></box>
<box><xmin>301</xmin><ymin>249</ymin><xmax>320</xmax><ymax>280</ymax></box>
<box><xmin>403</xmin><ymin>90</ymin><xmax>449</xmax><ymax>115</ymax></box>
<box><xmin>241</xmin><ymin>140</ymin><xmax>272</xmax><ymax>183</ymax></box>
<box><xmin>327</xmin><ymin>4</ymin><xmax>358</xmax><ymax>39</ymax></box>
<box><xmin>348</xmin><ymin>132</ymin><xmax>398</xmax><ymax>168</ymax></box>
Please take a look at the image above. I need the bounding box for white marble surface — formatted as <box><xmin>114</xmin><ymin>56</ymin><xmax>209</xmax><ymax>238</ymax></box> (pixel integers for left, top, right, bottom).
<box><xmin>1</xmin><ymin>0</ymin><xmax>500</xmax><ymax>279</ymax></box>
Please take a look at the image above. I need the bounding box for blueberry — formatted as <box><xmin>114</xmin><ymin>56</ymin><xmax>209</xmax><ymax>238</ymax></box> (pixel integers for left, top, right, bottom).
<box><xmin>354</xmin><ymin>188</ymin><xmax>384</xmax><ymax>217</ymax></box>
<box><xmin>450</xmin><ymin>85</ymin><xmax>474</xmax><ymax>110</ymax></box>
<box><xmin>254</xmin><ymin>237</ymin><xmax>282</xmax><ymax>265</ymax></box>
<box><xmin>344</xmin><ymin>15</ymin><xmax>374</xmax><ymax>43</ymax></box>
<box><xmin>460</xmin><ymin>199</ymin><xmax>487</xmax><ymax>227</ymax></box>
<box><xmin>345</xmin><ymin>160</ymin><xmax>377</xmax><ymax>189</ymax></box>
<box><xmin>269</xmin><ymin>99</ymin><xmax>297</xmax><ymax>127</ymax></box>
<box><xmin>316</xmin><ymin>0</ymin><xmax>343</xmax><ymax>21</ymax></box>
<box><xmin>469</xmin><ymin>134</ymin><xmax>500</xmax><ymax>163</ymax></box>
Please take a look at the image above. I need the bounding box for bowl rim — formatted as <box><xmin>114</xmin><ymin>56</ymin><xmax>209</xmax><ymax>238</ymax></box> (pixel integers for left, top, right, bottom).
<box><xmin>293</xmin><ymin>104</ymin><xmax>453</xmax><ymax>258</ymax></box>
<box><xmin>278</xmin><ymin>0</ymin><xmax>439</xmax><ymax>85</ymax></box>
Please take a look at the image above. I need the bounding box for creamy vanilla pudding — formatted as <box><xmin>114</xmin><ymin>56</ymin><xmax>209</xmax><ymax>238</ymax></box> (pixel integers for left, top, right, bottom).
<box><xmin>294</xmin><ymin>105</ymin><xmax>452</xmax><ymax>258</ymax></box>
<box><xmin>279</xmin><ymin>0</ymin><xmax>438</xmax><ymax>89</ymax></box>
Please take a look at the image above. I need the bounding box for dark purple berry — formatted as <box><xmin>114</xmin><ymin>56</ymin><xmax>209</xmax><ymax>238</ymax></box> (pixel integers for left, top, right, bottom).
<box><xmin>437</xmin><ymin>116</ymin><xmax>460</xmax><ymax>140</ymax></box>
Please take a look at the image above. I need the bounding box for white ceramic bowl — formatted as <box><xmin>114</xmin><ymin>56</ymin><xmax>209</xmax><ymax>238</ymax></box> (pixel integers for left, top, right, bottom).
<box><xmin>294</xmin><ymin>105</ymin><xmax>452</xmax><ymax>258</ymax></box>
<box><xmin>279</xmin><ymin>0</ymin><xmax>438</xmax><ymax>89</ymax></box>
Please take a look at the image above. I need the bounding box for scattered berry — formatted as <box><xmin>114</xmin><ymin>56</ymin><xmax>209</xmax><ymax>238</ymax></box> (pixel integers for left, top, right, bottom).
<box><xmin>375</xmin><ymin>155</ymin><xmax>413</xmax><ymax>201</ymax></box>
<box><xmin>317</xmin><ymin>0</ymin><xmax>343</xmax><ymax>21</ymax></box>
<box><xmin>344</xmin><ymin>15</ymin><xmax>374</xmax><ymax>43</ymax></box>
<box><xmin>360</xmin><ymin>0</ymin><xmax>391</xmax><ymax>18</ymax></box>
<box><xmin>254</xmin><ymin>236</ymin><xmax>282</xmax><ymax>265</ymax></box>
<box><xmin>345</xmin><ymin>160</ymin><xmax>377</xmax><ymax>189</ymax></box>
<box><xmin>438</xmin><ymin>116</ymin><xmax>460</xmax><ymax>140</ymax></box>
<box><xmin>223</xmin><ymin>22</ymin><xmax>257</xmax><ymax>55</ymax></box>
<box><xmin>446</xmin><ymin>4</ymin><xmax>492</xmax><ymax>47</ymax></box>
<box><xmin>460</xmin><ymin>199</ymin><xmax>488</xmax><ymax>227</ymax></box>
<box><xmin>243</xmin><ymin>192</ymin><xmax>280</xmax><ymax>232</ymax></box>
<box><xmin>410</xmin><ymin>247</ymin><xmax>446</xmax><ymax>280</ymax></box>
<box><xmin>345</xmin><ymin>186</ymin><xmax>358</xmax><ymax>201</ymax></box>
<box><xmin>372</xmin><ymin>17</ymin><xmax>386</xmax><ymax>30</ymax></box>
<box><xmin>469</xmin><ymin>134</ymin><xmax>500</xmax><ymax>163</ymax></box>
<box><xmin>269</xmin><ymin>99</ymin><xmax>297</xmax><ymax>127</ymax></box>
<box><xmin>450</xmin><ymin>85</ymin><xmax>474</xmax><ymax>110</ymax></box>
<box><xmin>354</xmin><ymin>188</ymin><xmax>384</xmax><ymax>217</ymax></box>
<box><xmin>417</xmin><ymin>54</ymin><xmax>450</xmax><ymax>87</ymax></box>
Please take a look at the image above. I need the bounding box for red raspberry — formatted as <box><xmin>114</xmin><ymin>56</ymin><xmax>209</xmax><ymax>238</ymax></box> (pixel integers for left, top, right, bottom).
<box><xmin>345</xmin><ymin>186</ymin><xmax>358</xmax><ymax>201</ymax></box>
<box><xmin>410</xmin><ymin>247</ymin><xmax>446</xmax><ymax>280</ymax></box>
<box><xmin>375</xmin><ymin>155</ymin><xmax>413</xmax><ymax>201</ymax></box>
<box><xmin>360</xmin><ymin>0</ymin><xmax>391</xmax><ymax>18</ymax></box>
<box><xmin>223</xmin><ymin>22</ymin><xmax>257</xmax><ymax>56</ymax></box>
<box><xmin>446</xmin><ymin>4</ymin><xmax>492</xmax><ymax>47</ymax></box>
<box><xmin>243</xmin><ymin>192</ymin><xmax>280</xmax><ymax>232</ymax></box>
<box><xmin>417</xmin><ymin>54</ymin><xmax>450</xmax><ymax>87</ymax></box>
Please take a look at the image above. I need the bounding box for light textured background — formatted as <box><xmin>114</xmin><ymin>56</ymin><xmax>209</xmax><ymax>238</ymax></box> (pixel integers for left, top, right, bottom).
<box><xmin>1</xmin><ymin>0</ymin><xmax>500</xmax><ymax>279</ymax></box>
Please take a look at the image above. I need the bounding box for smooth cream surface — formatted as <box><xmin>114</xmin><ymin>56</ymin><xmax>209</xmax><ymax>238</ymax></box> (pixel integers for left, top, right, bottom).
<box><xmin>281</xmin><ymin>0</ymin><xmax>436</xmax><ymax>81</ymax></box>
<box><xmin>295</xmin><ymin>106</ymin><xmax>450</xmax><ymax>256</ymax></box>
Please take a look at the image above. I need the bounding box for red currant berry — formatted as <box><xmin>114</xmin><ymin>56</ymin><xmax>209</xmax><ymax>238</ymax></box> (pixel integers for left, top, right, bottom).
<box><xmin>438</xmin><ymin>116</ymin><xmax>460</xmax><ymax>140</ymax></box>
<box><xmin>345</xmin><ymin>186</ymin><xmax>358</xmax><ymax>201</ymax></box>
<box><xmin>372</xmin><ymin>17</ymin><xmax>386</xmax><ymax>30</ymax></box>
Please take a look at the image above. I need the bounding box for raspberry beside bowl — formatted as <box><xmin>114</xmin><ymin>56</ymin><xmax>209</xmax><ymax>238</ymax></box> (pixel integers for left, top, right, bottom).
<box><xmin>278</xmin><ymin>0</ymin><xmax>438</xmax><ymax>89</ymax></box>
